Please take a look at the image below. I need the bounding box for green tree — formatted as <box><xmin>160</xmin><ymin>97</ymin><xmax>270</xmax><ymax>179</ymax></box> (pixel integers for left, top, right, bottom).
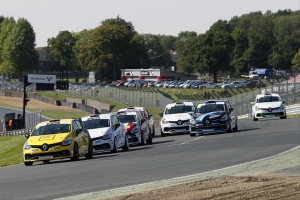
<box><xmin>176</xmin><ymin>37</ymin><xmax>198</xmax><ymax>74</ymax></box>
<box><xmin>194</xmin><ymin>30</ymin><xmax>234</xmax><ymax>82</ymax></box>
<box><xmin>0</xmin><ymin>17</ymin><xmax>16</xmax><ymax>74</ymax></box>
<box><xmin>2</xmin><ymin>18</ymin><xmax>38</xmax><ymax>77</ymax></box>
<box><xmin>291</xmin><ymin>48</ymin><xmax>300</xmax><ymax>71</ymax></box>
<box><xmin>47</xmin><ymin>30</ymin><xmax>77</xmax><ymax>80</ymax></box>
<box><xmin>175</xmin><ymin>31</ymin><xmax>197</xmax><ymax>56</ymax></box>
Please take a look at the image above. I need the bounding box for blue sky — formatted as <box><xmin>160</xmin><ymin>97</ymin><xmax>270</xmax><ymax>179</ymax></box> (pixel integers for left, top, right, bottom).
<box><xmin>1</xmin><ymin>0</ymin><xmax>299</xmax><ymax>47</ymax></box>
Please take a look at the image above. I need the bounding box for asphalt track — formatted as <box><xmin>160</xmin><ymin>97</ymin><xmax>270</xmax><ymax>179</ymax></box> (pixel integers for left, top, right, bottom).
<box><xmin>0</xmin><ymin>115</ymin><xmax>299</xmax><ymax>200</ymax></box>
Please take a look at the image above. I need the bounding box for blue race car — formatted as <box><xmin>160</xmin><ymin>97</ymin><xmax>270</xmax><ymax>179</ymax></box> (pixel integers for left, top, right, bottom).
<box><xmin>189</xmin><ymin>100</ymin><xmax>238</xmax><ymax>136</ymax></box>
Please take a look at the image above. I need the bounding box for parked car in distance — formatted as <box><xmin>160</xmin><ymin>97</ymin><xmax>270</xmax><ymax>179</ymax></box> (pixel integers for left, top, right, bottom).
<box><xmin>23</xmin><ymin>118</ymin><xmax>93</xmax><ymax>166</ymax></box>
<box><xmin>81</xmin><ymin>113</ymin><xmax>129</xmax><ymax>154</ymax></box>
<box><xmin>201</xmin><ymin>82</ymin><xmax>220</xmax><ymax>89</ymax></box>
<box><xmin>221</xmin><ymin>81</ymin><xmax>242</xmax><ymax>88</ymax></box>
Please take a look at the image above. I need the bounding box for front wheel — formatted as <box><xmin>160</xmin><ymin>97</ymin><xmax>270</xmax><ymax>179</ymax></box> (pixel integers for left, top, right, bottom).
<box><xmin>253</xmin><ymin>115</ymin><xmax>258</xmax><ymax>121</ymax></box>
<box><xmin>161</xmin><ymin>129</ymin><xmax>166</xmax><ymax>137</ymax></box>
<box><xmin>152</xmin><ymin>125</ymin><xmax>155</xmax><ymax>137</ymax></box>
<box><xmin>85</xmin><ymin>140</ymin><xmax>93</xmax><ymax>159</ymax></box>
<box><xmin>24</xmin><ymin>162</ymin><xmax>33</xmax><ymax>166</ymax></box>
<box><xmin>111</xmin><ymin>137</ymin><xmax>119</xmax><ymax>153</ymax></box>
<box><xmin>146</xmin><ymin>131</ymin><xmax>152</xmax><ymax>144</ymax></box>
<box><xmin>280</xmin><ymin>112</ymin><xmax>287</xmax><ymax>119</ymax></box>
<box><xmin>122</xmin><ymin>135</ymin><xmax>129</xmax><ymax>151</ymax></box>
<box><xmin>233</xmin><ymin>121</ymin><xmax>238</xmax><ymax>132</ymax></box>
<box><xmin>71</xmin><ymin>143</ymin><xmax>79</xmax><ymax>161</ymax></box>
<box><xmin>138</xmin><ymin>132</ymin><xmax>145</xmax><ymax>145</ymax></box>
<box><xmin>42</xmin><ymin>160</ymin><xmax>50</xmax><ymax>164</ymax></box>
<box><xmin>226</xmin><ymin>120</ymin><xmax>233</xmax><ymax>133</ymax></box>
<box><xmin>190</xmin><ymin>133</ymin><xmax>196</xmax><ymax>137</ymax></box>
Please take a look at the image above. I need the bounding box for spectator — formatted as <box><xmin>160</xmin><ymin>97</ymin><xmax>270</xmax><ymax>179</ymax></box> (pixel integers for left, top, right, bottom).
<box><xmin>8</xmin><ymin>117</ymin><xmax>13</xmax><ymax>131</ymax></box>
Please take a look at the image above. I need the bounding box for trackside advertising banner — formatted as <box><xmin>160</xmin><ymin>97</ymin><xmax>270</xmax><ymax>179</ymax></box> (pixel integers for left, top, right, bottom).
<box><xmin>28</xmin><ymin>74</ymin><xmax>56</xmax><ymax>84</ymax></box>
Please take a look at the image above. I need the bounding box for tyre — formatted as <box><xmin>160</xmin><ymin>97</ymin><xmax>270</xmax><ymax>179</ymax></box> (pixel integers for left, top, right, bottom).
<box><xmin>152</xmin><ymin>125</ymin><xmax>155</xmax><ymax>137</ymax></box>
<box><xmin>190</xmin><ymin>133</ymin><xmax>196</xmax><ymax>137</ymax></box>
<box><xmin>233</xmin><ymin>120</ymin><xmax>238</xmax><ymax>132</ymax></box>
<box><xmin>226</xmin><ymin>120</ymin><xmax>233</xmax><ymax>133</ymax></box>
<box><xmin>24</xmin><ymin>162</ymin><xmax>33</xmax><ymax>166</ymax></box>
<box><xmin>146</xmin><ymin>131</ymin><xmax>153</xmax><ymax>144</ymax></box>
<box><xmin>71</xmin><ymin>143</ymin><xmax>80</xmax><ymax>161</ymax></box>
<box><xmin>253</xmin><ymin>115</ymin><xmax>258</xmax><ymax>121</ymax></box>
<box><xmin>122</xmin><ymin>135</ymin><xmax>129</xmax><ymax>151</ymax></box>
<box><xmin>280</xmin><ymin>112</ymin><xmax>287</xmax><ymax>119</ymax></box>
<box><xmin>111</xmin><ymin>137</ymin><xmax>119</xmax><ymax>153</ymax></box>
<box><xmin>161</xmin><ymin>129</ymin><xmax>166</xmax><ymax>137</ymax></box>
<box><xmin>138</xmin><ymin>132</ymin><xmax>145</xmax><ymax>145</ymax></box>
<box><xmin>42</xmin><ymin>160</ymin><xmax>50</xmax><ymax>164</ymax></box>
<box><xmin>85</xmin><ymin>140</ymin><xmax>93</xmax><ymax>159</ymax></box>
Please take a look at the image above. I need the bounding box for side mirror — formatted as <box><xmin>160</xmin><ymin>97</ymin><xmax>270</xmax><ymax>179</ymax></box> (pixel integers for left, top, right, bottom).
<box><xmin>148</xmin><ymin>114</ymin><xmax>153</xmax><ymax>119</ymax></box>
<box><xmin>250</xmin><ymin>102</ymin><xmax>254</xmax><ymax>105</ymax></box>
<box><xmin>75</xmin><ymin>129</ymin><xmax>82</xmax><ymax>136</ymax></box>
<box><xmin>141</xmin><ymin>119</ymin><xmax>146</xmax><ymax>123</ymax></box>
<box><xmin>283</xmin><ymin>99</ymin><xmax>286</xmax><ymax>104</ymax></box>
<box><xmin>188</xmin><ymin>111</ymin><xmax>194</xmax><ymax>116</ymax></box>
<box><xmin>24</xmin><ymin>133</ymin><xmax>30</xmax><ymax>139</ymax></box>
<box><xmin>114</xmin><ymin>123</ymin><xmax>120</xmax><ymax>129</ymax></box>
<box><xmin>229</xmin><ymin>108</ymin><xmax>234</xmax><ymax>113</ymax></box>
<box><xmin>158</xmin><ymin>113</ymin><xmax>163</xmax><ymax>117</ymax></box>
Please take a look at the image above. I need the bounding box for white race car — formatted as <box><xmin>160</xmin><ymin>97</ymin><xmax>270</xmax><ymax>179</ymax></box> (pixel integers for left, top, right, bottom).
<box><xmin>159</xmin><ymin>101</ymin><xmax>195</xmax><ymax>136</ymax></box>
<box><xmin>117</xmin><ymin>109</ymin><xmax>152</xmax><ymax>146</ymax></box>
<box><xmin>81</xmin><ymin>113</ymin><xmax>129</xmax><ymax>154</ymax></box>
<box><xmin>251</xmin><ymin>93</ymin><xmax>286</xmax><ymax>121</ymax></box>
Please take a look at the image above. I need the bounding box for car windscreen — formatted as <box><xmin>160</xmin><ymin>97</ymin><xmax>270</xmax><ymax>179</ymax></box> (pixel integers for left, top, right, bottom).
<box><xmin>256</xmin><ymin>96</ymin><xmax>280</xmax><ymax>103</ymax></box>
<box><xmin>165</xmin><ymin>105</ymin><xmax>193</xmax><ymax>114</ymax></box>
<box><xmin>82</xmin><ymin>119</ymin><xmax>110</xmax><ymax>129</ymax></box>
<box><xmin>118</xmin><ymin>115</ymin><xmax>137</xmax><ymax>123</ymax></box>
<box><xmin>195</xmin><ymin>103</ymin><xmax>225</xmax><ymax>114</ymax></box>
<box><xmin>31</xmin><ymin>123</ymin><xmax>71</xmax><ymax>136</ymax></box>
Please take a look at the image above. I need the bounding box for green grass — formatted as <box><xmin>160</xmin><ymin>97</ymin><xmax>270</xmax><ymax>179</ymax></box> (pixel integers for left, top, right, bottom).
<box><xmin>0</xmin><ymin>136</ymin><xmax>27</xmax><ymax>167</ymax></box>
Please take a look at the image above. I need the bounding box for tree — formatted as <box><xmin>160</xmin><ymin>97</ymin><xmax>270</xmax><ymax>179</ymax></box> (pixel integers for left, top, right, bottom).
<box><xmin>47</xmin><ymin>30</ymin><xmax>77</xmax><ymax>80</ymax></box>
<box><xmin>2</xmin><ymin>18</ymin><xmax>38</xmax><ymax>77</ymax></box>
<box><xmin>85</xmin><ymin>24</ymin><xmax>133</xmax><ymax>80</ymax></box>
<box><xmin>0</xmin><ymin>17</ymin><xmax>16</xmax><ymax>74</ymax></box>
<box><xmin>291</xmin><ymin>48</ymin><xmax>300</xmax><ymax>71</ymax></box>
<box><xmin>175</xmin><ymin>31</ymin><xmax>197</xmax><ymax>56</ymax></box>
<box><xmin>193</xmin><ymin>30</ymin><xmax>234</xmax><ymax>82</ymax></box>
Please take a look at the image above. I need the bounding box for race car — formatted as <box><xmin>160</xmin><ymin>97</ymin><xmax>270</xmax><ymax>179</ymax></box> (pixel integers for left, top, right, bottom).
<box><xmin>23</xmin><ymin>118</ymin><xmax>93</xmax><ymax>166</ymax></box>
<box><xmin>251</xmin><ymin>93</ymin><xmax>286</xmax><ymax>121</ymax></box>
<box><xmin>117</xmin><ymin>109</ymin><xmax>152</xmax><ymax>146</ymax></box>
<box><xmin>189</xmin><ymin>100</ymin><xmax>238</xmax><ymax>136</ymax></box>
<box><xmin>81</xmin><ymin>113</ymin><xmax>129</xmax><ymax>154</ymax></box>
<box><xmin>118</xmin><ymin>106</ymin><xmax>155</xmax><ymax>136</ymax></box>
<box><xmin>159</xmin><ymin>101</ymin><xmax>195</xmax><ymax>137</ymax></box>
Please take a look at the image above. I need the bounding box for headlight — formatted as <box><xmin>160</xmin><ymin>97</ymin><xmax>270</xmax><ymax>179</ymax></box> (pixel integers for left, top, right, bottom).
<box><xmin>279</xmin><ymin>104</ymin><xmax>285</xmax><ymax>110</ymax></box>
<box><xmin>255</xmin><ymin>106</ymin><xmax>261</xmax><ymax>111</ymax></box>
<box><xmin>220</xmin><ymin>115</ymin><xmax>228</xmax><ymax>121</ymax></box>
<box><xmin>103</xmin><ymin>132</ymin><xmax>112</xmax><ymax>139</ymax></box>
<box><xmin>161</xmin><ymin>118</ymin><xmax>168</xmax><ymax>124</ymax></box>
<box><xmin>61</xmin><ymin>137</ymin><xmax>72</xmax><ymax>146</ymax></box>
<box><xmin>130</xmin><ymin>127</ymin><xmax>139</xmax><ymax>133</ymax></box>
<box><xmin>190</xmin><ymin>118</ymin><xmax>196</xmax><ymax>125</ymax></box>
<box><xmin>23</xmin><ymin>142</ymin><xmax>31</xmax><ymax>150</ymax></box>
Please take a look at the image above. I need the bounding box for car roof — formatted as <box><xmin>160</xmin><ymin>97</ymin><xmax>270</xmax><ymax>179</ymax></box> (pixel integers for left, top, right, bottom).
<box><xmin>35</xmin><ymin>119</ymin><xmax>73</xmax><ymax>126</ymax></box>
<box><xmin>196</xmin><ymin>100</ymin><xmax>228</xmax><ymax>105</ymax></box>
<box><xmin>256</xmin><ymin>93</ymin><xmax>280</xmax><ymax>98</ymax></box>
<box><xmin>166</xmin><ymin>101</ymin><xmax>194</xmax><ymax>107</ymax></box>
<box><xmin>117</xmin><ymin>106</ymin><xmax>144</xmax><ymax>113</ymax></box>
<box><xmin>81</xmin><ymin>113</ymin><xmax>113</xmax><ymax>121</ymax></box>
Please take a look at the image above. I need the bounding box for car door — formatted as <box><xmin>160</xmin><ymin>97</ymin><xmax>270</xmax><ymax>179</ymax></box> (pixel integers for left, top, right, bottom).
<box><xmin>74</xmin><ymin>120</ymin><xmax>88</xmax><ymax>155</ymax></box>
<box><xmin>113</xmin><ymin>115</ymin><xmax>125</xmax><ymax>146</ymax></box>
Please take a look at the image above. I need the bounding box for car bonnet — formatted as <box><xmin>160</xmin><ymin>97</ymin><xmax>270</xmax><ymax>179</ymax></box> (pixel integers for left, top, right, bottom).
<box><xmin>88</xmin><ymin>127</ymin><xmax>110</xmax><ymax>138</ymax></box>
<box><xmin>27</xmin><ymin>133</ymin><xmax>70</xmax><ymax>145</ymax></box>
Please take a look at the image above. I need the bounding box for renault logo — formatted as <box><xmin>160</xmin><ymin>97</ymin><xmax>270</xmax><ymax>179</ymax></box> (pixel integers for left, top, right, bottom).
<box><xmin>177</xmin><ymin>120</ymin><xmax>182</xmax><ymax>125</ymax></box>
<box><xmin>268</xmin><ymin>107</ymin><xmax>272</xmax><ymax>112</ymax></box>
<box><xmin>42</xmin><ymin>144</ymin><xmax>48</xmax><ymax>151</ymax></box>
<box><xmin>205</xmin><ymin>120</ymin><xmax>210</xmax><ymax>125</ymax></box>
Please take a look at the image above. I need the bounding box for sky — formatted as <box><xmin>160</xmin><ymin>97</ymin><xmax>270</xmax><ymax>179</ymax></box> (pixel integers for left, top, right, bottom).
<box><xmin>1</xmin><ymin>0</ymin><xmax>299</xmax><ymax>47</ymax></box>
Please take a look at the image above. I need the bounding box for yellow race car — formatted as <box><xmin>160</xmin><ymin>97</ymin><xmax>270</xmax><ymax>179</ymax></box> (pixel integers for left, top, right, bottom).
<box><xmin>23</xmin><ymin>119</ymin><xmax>93</xmax><ymax>166</ymax></box>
